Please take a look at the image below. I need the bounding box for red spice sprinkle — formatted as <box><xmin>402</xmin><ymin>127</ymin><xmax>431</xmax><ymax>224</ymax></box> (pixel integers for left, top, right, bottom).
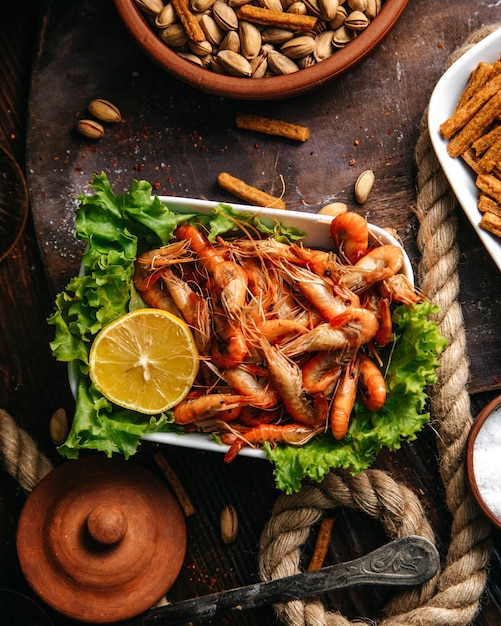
<box><xmin>353</xmin><ymin>139</ymin><xmax>360</xmax><ymax>147</ymax></box>
<box><xmin>349</xmin><ymin>159</ymin><xmax>356</xmax><ymax>166</ymax></box>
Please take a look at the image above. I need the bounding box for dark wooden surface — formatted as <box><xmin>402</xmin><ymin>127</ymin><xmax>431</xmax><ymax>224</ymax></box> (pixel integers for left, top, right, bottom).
<box><xmin>1</xmin><ymin>0</ymin><xmax>501</xmax><ymax>625</ymax></box>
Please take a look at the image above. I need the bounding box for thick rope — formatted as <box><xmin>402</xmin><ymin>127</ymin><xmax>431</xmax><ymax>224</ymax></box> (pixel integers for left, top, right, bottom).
<box><xmin>258</xmin><ymin>24</ymin><xmax>498</xmax><ymax>626</ymax></box>
<box><xmin>0</xmin><ymin>409</ymin><xmax>53</xmax><ymax>492</ymax></box>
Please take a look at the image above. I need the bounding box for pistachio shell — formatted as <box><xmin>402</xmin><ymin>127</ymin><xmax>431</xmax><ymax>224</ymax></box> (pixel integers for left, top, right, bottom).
<box><xmin>88</xmin><ymin>99</ymin><xmax>122</xmax><ymax>123</ymax></box>
<box><xmin>76</xmin><ymin>119</ymin><xmax>105</xmax><ymax>139</ymax></box>
<box><xmin>354</xmin><ymin>169</ymin><xmax>375</xmax><ymax>204</ymax></box>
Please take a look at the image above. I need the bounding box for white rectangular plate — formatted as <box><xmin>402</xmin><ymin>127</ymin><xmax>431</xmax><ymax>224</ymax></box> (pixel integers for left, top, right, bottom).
<box><xmin>139</xmin><ymin>197</ymin><xmax>413</xmax><ymax>457</ymax></box>
<box><xmin>428</xmin><ymin>26</ymin><xmax>501</xmax><ymax>272</ymax></box>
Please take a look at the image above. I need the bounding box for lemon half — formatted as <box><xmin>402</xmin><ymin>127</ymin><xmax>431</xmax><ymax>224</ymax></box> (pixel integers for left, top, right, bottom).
<box><xmin>89</xmin><ymin>308</ymin><xmax>199</xmax><ymax>414</ymax></box>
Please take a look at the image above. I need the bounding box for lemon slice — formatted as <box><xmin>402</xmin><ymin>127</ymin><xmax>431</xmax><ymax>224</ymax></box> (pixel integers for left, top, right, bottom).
<box><xmin>89</xmin><ymin>308</ymin><xmax>199</xmax><ymax>414</ymax></box>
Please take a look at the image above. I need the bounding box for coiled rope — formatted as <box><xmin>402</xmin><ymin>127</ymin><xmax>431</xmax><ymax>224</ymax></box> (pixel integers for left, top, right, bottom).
<box><xmin>257</xmin><ymin>24</ymin><xmax>498</xmax><ymax>626</ymax></box>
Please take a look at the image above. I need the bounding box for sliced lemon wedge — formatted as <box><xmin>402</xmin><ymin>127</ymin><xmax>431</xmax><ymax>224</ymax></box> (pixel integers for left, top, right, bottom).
<box><xmin>89</xmin><ymin>308</ymin><xmax>199</xmax><ymax>414</ymax></box>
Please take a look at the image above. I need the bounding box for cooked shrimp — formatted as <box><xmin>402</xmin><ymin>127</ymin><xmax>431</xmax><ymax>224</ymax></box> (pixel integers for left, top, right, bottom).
<box><xmin>282</xmin><ymin>307</ymin><xmax>378</xmax><ymax>358</ymax></box>
<box><xmin>172</xmin><ymin>392</ymin><xmax>247</xmax><ymax>424</ymax></box>
<box><xmin>358</xmin><ymin>354</ymin><xmax>386</xmax><ymax>412</ymax></box>
<box><xmin>223</xmin><ymin>364</ymin><xmax>279</xmax><ymax>409</ymax></box>
<box><xmin>212</xmin><ymin>304</ymin><xmax>248</xmax><ymax>368</ymax></box>
<box><xmin>302</xmin><ymin>351</ymin><xmax>343</xmax><ymax>394</ymax></box>
<box><xmin>258</xmin><ymin>338</ymin><xmax>327</xmax><ymax>426</ymax></box>
<box><xmin>175</xmin><ymin>224</ymin><xmax>248</xmax><ymax>319</ymax></box>
<box><xmin>373</xmin><ymin>296</ymin><xmax>393</xmax><ymax>347</ymax></box>
<box><xmin>133</xmin><ymin>264</ymin><xmax>182</xmax><ymax>316</ymax></box>
<box><xmin>330</xmin><ymin>356</ymin><xmax>360</xmax><ymax>440</ymax></box>
<box><xmin>379</xmin><ymin>273</ymin><xmax>424</xmax><ymax>305</ymax></box>
<box><xmin>330</xmin><ymin>211</ymin><xmax>369</xmax><ymax>264</ymax></box>
<box><xmin>136</xmin><ymin>240</ymin><xmax>193</xmax><ymax>268</ymax></box>
<box><xmin>255</xmin><ymin>318</ymin><xmax>310</xmax><ymax>342</ymax></box>
<box><xmin>160</xmin><ymin>267</ymin><xmax>211</xmax><ymax>353</ymax></box>
<box><xmin>221</xmin><ymin>423</ymin><xmax>323</xmax><ymax>462</ymax></box>
<box><xmin>281</xmin><ymin>263</ymin><xmax>358</xmax><ymax>322</ymax></box>
<box><xmin>340</xmin><ymin>245</ymin><xmax>404</xmax><ymax>292</ymax></box>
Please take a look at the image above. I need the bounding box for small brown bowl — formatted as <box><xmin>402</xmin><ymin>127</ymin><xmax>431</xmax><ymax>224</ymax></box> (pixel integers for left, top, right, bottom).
<box><xmin>114</xmin><ymin>0</ymin><xmax>408</xmax><ymax>100</ymax></box>
<box><xmin>466</xmin><ymin>394</ymin><xmax>501</xmax><ymax>529</ymax></box>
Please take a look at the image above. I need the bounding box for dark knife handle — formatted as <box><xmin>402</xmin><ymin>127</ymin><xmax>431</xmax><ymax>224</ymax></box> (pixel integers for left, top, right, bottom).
<box><xmin>131</xmin><ymin>535</ymin><xmax>439</xmax><ymax>626</ymax></box>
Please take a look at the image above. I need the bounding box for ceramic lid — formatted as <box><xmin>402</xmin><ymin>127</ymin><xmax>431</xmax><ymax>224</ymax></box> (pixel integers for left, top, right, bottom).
<box><xmin>16</xmin><ymin>456</ymin><xmax>187</xmax><ymax>623</ymax></box>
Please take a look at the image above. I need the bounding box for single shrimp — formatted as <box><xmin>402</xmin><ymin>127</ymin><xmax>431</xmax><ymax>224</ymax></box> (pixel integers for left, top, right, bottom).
<box><xmin>330</xmin><ymin>356</ymin><xmax>360</xmax><ymax>440</ymax></box>
<box><xmin>379</xmin><ymin>273</ymin><xmax>424</xmax><ymax>305</ymax></box>
<box><xmin>133</xmin><ymin>264</ymin><xmax>183</xmax><ymax>316</ymax></box>
<box><xmin>302</xmin><ymin>351</ymin><xmax>343</xmax><ymax>394</ymax></box>
<box><xmin>172</xmin><ymin>392</ymin><xmax>248</xmax><ymax>424</ymax></box>
<box><xmin>258</xmin><ymin>338</ymin><xmax>327</xmax><ymax>426</ymax></box>
<box><xmin>221</xmin><ymin>423</ymin><xmax>323</xmax><ymax>462</ymax></box>
<box><xmin>330</xmin><ymin>211</ymin><xmax>369</xmax><ymax>264</ymax></box>
<box><xmin>282</xmin><ymin>307</ymin><xmax>378</xmax><ymax>358</ymax></box>
<box><xmin>230</xmin><ymin>237</ymin><xmax>337</xmax><ymax>277</ymax></box>
<box><xmin>136</xmin><ymin>239</ymin><xmax>194</xmax><ymax>268</ymax></box>
<box><xmin>175</xmin><ymin>224</ymin><xmax>248</xmax><ymax>319</ymax></box>
<box><xmin>358</xmin><ymin>354</ymin><xmax>386</xmax><ymax>412</ymax></box>
<box><xmin>222</xmin><ymin>364</ymin><xmax>279</xmax><ymax>409</ymax></box>
<box><xmin>211</xmin><ymin>304</ymin><xmax>248</xmax><ymax>368</ymax></box>
<box><xmin>339</xmin><ymin>245</ymin><xmax>404</xmax><ymax>292</ymax></box>
<box><xmin>160</xmin><ymin>267</ymin><xmax>211</xmax><ymax>353</ymax></box>
<box><xmin>281</xmin><ymin>263</ymin><xmax>358</xmax><ymax>322</ymax></box>
<box><xmin>373</xmin><ymin>296</ymin><xmax>393</xmax><ymax>347</ymax></box>
<box><xmin>254</xmin><ymin>318</ymin><xmax>310</xmax><ymax>342</ymax></box>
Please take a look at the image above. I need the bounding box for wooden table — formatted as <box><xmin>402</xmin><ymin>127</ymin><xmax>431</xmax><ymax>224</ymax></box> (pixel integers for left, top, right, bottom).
<box><xmin>1</xmin><ymin>0</ymin><xmax>500</xmax><ymax>625</ymax></box>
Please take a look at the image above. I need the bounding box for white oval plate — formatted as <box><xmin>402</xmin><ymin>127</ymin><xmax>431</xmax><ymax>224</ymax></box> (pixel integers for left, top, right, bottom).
<box><xmin>428</xmin><ymin>26</ymin><xmax>501</xmax><ymax>272</ymax></box>
<box><xmin>71</xmin><ymin>197</ymin><xmax>414</xmax><ymax>458</ymax></box>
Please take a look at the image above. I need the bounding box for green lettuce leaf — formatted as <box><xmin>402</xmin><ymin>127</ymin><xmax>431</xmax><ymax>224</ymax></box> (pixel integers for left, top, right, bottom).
<box><xmin>48</xmin><ymin>172</ymin><xmax>446</xmax><ymax>492</ymax></box>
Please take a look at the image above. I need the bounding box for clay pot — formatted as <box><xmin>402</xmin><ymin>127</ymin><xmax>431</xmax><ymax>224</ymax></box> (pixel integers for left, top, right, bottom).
<box><xmin>16</xmin><ymin>456</ymin><xmax>186</xmax><ymax>623</ymax></box>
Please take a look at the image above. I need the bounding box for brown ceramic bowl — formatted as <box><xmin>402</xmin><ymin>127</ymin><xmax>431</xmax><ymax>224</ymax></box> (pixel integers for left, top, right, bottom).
<box><xmin>466</xmin><ymin>394</ymin><xmax>501</xmax><ymax>529</ymax></box>
<box><xmin>114</xmin><ymin>0</ymin><xmax>408</xmax><ymax>100</ymax></box>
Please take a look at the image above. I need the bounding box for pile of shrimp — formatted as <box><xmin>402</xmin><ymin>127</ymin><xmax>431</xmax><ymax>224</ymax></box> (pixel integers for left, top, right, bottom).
<box><xmin>133</xmin><ymin>211</ymin><xmax>424</xmax><ymax>462</ymax></box>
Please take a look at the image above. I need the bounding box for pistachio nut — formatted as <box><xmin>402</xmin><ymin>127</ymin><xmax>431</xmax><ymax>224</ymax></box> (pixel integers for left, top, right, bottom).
<box><xmin>287</xmin><ymin>1</ymin><xmax>308</xmax><ymax>15</ymax></box>
<box><xmin>135</xmin><ymin>0</ymin><xmax>164</xmax><ymax>15</ymax></box>
<box><xmin>318</xmin><ymin>201</ymin><xmax>348</xmax><ymax>216</ymax></box>
<box><xmin>155</xmin><ymin>3</ymin><xmax>177</xmax><ymax>28</ymax></box>
<box><xmin>365</xmin><ymin>0</ymin><xmax>381</xmax><ymax>19</ymax></box>
<box><xmin>250</xmin><ymin>53</ymin><xmax>269</xmax><ymax>77</ymax></box>
<box><xmin>267</xmin><ymin>50</ymin><xmax>300</xmax><ymax>74</ymax></box>
<box><xmin>76</xmin><ymin>119</ymin><xmax>105</xmax><ymax>139</ymax></box>
<box><xmin>332</xmin><ymin>24</ymin><xmax>356</xmax><ymax>47</ymax></box>
<box><xmin>261</xmin><ymin>27</ymin><xmax>295</xmax><ymax>44</ymax></box>
<box><xmin>178</xmin><ymin>51</ymin><xmax>204</xmax><ymax>66</ymax></box>
<box><xmin>189</xmin><ymin>38</ymin><xmax>214</xmax><ymax>56</ymax></box>
<box><xmin>212</xmin><ymin>0</ymin><xmax>239</xmax><ymax>30</ymax></box>
<box><xmin>328</xmin><ymin>5</ymin><xmax>347</xmax><ymax>29</ymax></box>
<box><xmin>354</xmin><ymin>169</ymin><xmax>375</xmax><ymax>204</ymax></box>
<box><xmin>200</xmin><ymin>14</ymin><xmax>225</xmax><ymax>45</ymax></box>
<box><xmin>344</xmin><ymin>10</ymin><xmax>370</xmax><ymax>32</ymax></box>
<box><xmin>49</xmin><ymin>407</ymin><xmax>69</xmax><ymax>446</ymax></box>
<box><xmin>88</xmin><ymin>98</ymin><xmax>122</xmax><ymax>123</ymax></box>
<box><xmin>219</xmin><ymin>29</ymin><xmax>241</xmax><ymax>52</ymax></box>
<box><xmin>317</xmin><ymin>0</ymin><xmax>338</xmax><ymax>21</ymax></box>
<box><xmin>220</xmin><ymin>505</ymin><xmax>238</xmax><ymax>544</ymax></box>
<box><xmin>314</xmin><ymin>29</ymin><xmax>334</xmax><ymax>62</ymax></box>
<box><xmin>217</xmin><ymin>49</ymin><xmax>253</xmax><ymax>76</ymax></box>
<box><xmin>239</xmin><ymin>20</ymin><xmax>262</xmax><ymax>58</ymax></box>
<box><xmin>281</xmin><ymin>34</ymin><xmax>316</xmax><ymax>59</ymax></box>
<box><xmin>159</xmin><ymin>23</ymin><xmax>189</xmax><ymax>47</ymax></box>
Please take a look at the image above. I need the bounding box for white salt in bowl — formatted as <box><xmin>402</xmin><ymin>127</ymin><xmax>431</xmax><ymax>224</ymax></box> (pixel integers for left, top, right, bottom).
<box><xmin>466</xmin><ymin>394</ymin><xmax>501</xmax><ymax>529</ymax></box>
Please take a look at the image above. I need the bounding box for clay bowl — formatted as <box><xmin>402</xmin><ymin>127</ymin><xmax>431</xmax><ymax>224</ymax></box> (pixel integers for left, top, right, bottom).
<box><xmin>114</xmin><ymin>0</ymin><xmax>408</xmax><ymax>100</ymax></box>
<box><xmin>466</xmin><ymin>394</ymin><xmax>501</xmax><ymax>530</ymax></box>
